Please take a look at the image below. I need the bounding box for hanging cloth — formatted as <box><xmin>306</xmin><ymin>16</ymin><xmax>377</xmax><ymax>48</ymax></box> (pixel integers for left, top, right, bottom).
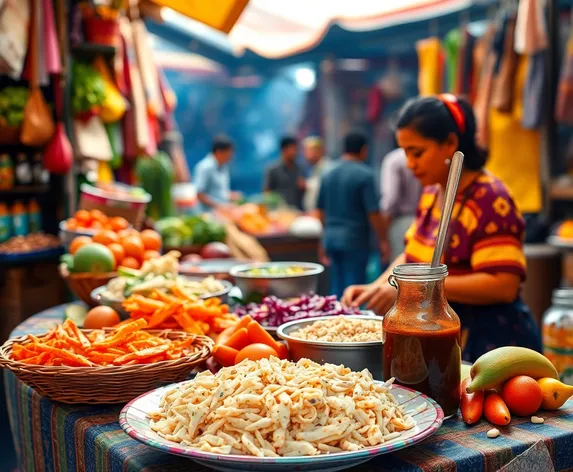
<box><xmin>444</xmin><ymin>29</ymin><xmax>462</xmax><ymax>93</ymax></box>
<box><xmin>514</xmin><ymin>0</ymin><xmax>548</xmax><ymax>55</ymax></box>
<box><xmin>42</xmin><ymin>0</ymin><xmax>61</xmax><ymax>74</ymax></box>
<box><xmin>416</xmin><ymin>37</ymin><xmax>444</xmax><ymax>96</ymax></box>
<box><xmin>522</xmin><ymin>52</ymin><xmax>546</xmax><ymax>129</ymax></box>
<box><xmin>458</xmin><ymin>30</ymin><xmax>476</xmax><ymax>98</ymax></box>
<box><xmin>555</xmin><ymin>35</ymin><xmax>573</xmax><ymax>124</ymax></box>
<box><xmin>491</xmin><ymin>14</ymin><xmax>518</xmax><ymax>113</ymax></box>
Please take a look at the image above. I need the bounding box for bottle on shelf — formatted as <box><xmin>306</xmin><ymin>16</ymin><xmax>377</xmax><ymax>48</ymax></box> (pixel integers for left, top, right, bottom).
<box><xmin>0</xmin><ymin>154</ymin><xmax>14</xmax><ymax>190</ymax></box>
<box><xmin>11</xmin><ymin>200</ymin><xmax>29</xmax><ymax>237</ymax></box>
<box><xmin>0</xmin><ymin>203</ymin><xmax>11</xmax><ymax>242</ymax></box>
<box><xmin>15</xmin><ymin>153</ymin><xmax>32</xmax><ymax>186</ymax></box>
<box><xmin>28</xmin><ymin>199</ymin><xmax>42</xmax><ymax>233</ymax></box>
<box><xmin>32</xmin><ymin>153</ymin><xmax>50</xmax><ymax>185</ymax></box>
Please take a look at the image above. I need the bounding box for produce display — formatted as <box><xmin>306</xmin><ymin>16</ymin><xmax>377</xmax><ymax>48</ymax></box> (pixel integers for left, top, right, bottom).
<box><xmin>149</xmin><ymin>357</ymin><xmax>416</xmax><ymax>456</ymax></box>
<box><xmin>122</xmin><ymin>289</ymin><xmax>236</xmax><ymax>336</ymax></box>
<box><xmin>460</xmin><ymin>346</ymin><xmax>573</xmax><ymax>431</ymax></box>
<box><xmin>217</xmin><ymin>201</ymin><xmax>298</xmax><ymax>236</ymax></box>
<box><xmin>557</xmin><ymin>220</ymin><xmax>573</xmax><ymax>240</ymax></box>
<box><xmin>234</xmin><ymin>294</ymin><xmax>362</xmax><ymax>327</ymax></box>
<box><xmin>0</xmin><ymin>86</ymin><xmax>28</xmax><ymax>127</ymax></box>
<box><xmin>211</xmin><ymin>315</ymin><xmax>288</xmax><ymax>367</ymax></box>
<box><xmin>62</xmin><ymin>228</ymin><xmax>162</xmax><ymax>272</ymax></box>
<box><xmin>71</xmin><ymin>62</ymin><xmax>106</xmax><ymax>115</ymax></box>
<box><xmin>101</xmin><ymin>251</ymin><xmax>226</xmax><ymax>301</ymax></box>
<box><xmin>64</xmin><ymin>209</ymin><xmax>130</xmax><ymax>233</ymax></box>
<box><xmin>289</xmin><ymin>316</ymin><xmax>382</xmax><ymax>343</ymax></box>
<box><xmin>155</xmin><ymin>215</ymin><xmax>226</xmax><ymax>248</ymax></box>
<box><xmin>135</xmin><ymin>152</ymin><xmax>175</xmax><ymax>220</ymax></box>
<box><xmin>93</xmin><ymin>183</ymin><xmax>150</xmax><ymax>201</ymax></box>
<box><xmin>0</xmin><ymin>233</ymin><xmax>60</xmax><ymax>254</ymax></box>
<box><xmin>9</xmin><ymin>319</ymin><xmax>200</xmax><ymax>366</ymax></box>
<box><xmin>241</xmin><ymin>265</ymin><xmax>309</xmax><ymax>276</ymax></box>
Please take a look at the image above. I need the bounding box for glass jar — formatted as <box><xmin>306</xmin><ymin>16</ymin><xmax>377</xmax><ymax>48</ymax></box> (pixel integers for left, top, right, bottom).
<box><xmin>542</xmin><ymin>288</ymin><xmax>573</xmax><ymax>384</ymax></box>
<box><xmin>383</xmin><ymin>263</ymin><xmax>461</xmax><ymax>418</ymax></box>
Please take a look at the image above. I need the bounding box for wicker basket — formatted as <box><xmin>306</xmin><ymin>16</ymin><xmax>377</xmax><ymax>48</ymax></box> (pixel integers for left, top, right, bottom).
<box><xmin>0</xmin><ymin>330</ymin><xmax>213</xmax><ymax>404</ymax></box>
<box><xmin>59</xmin><ymin>264</ymin><xmax>117</xmax><ymax>306</ymax></box>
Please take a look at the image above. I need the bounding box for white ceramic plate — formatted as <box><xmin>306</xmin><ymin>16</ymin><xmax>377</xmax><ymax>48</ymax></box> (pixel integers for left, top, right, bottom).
<box><xmin>120</xmin><ymin>382</ymin><xmax>443</xmax><ymax>472</ymax></box>
<box><xmin>548</xmin><ymin>236</ymin><xmax>573</xmax><ymax>250</ymax></box>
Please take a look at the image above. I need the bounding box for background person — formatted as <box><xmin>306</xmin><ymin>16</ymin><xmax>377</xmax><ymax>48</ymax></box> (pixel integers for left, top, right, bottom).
<box><xmin>194</xmin><ymin>135</ymin><xmax>241</xmax><ymax>212</ymax></box>
<box><xmin>263</xmin><ymin>136</ymin><xmax>305</xmax><ymax>209</ymax></box>
<box><xmin>380</xmin><ymin>147</ymin><xmax>422</xmax><ymax>261</ymax></box>
<box><xmin>342</xmin><ymin>95</ymin><xmax>541</xmax><ymax>361</ymax></box>
<box><xmin>302</xmin><ymin>136</ymin><xmax>331</xmax><ymax>212</ymax></box>
<box><xmin>316</xmin><ymin>132</ymin><xmax>387</xmax><ymax>298</ymax></box>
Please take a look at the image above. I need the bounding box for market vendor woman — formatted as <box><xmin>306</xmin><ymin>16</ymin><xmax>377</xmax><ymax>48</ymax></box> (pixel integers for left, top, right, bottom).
<box><xmin>342</xmin><ymin>95</ymin><xmax>541</xmax><ymax>362</ymax></box>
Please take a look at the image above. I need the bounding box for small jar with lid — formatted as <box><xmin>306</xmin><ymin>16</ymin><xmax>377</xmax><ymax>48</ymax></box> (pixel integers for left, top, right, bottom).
<box><xmin>542</xmin><ymin>289</ymin><xmax>573</xmax><ymax>384</ymax></box>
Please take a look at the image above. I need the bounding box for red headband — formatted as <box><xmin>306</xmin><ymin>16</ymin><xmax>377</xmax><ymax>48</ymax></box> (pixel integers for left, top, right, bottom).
<box><xmin>437</xmin><ymin>93</ymin><xmax>466</xmax><ymax>134</ymax></box>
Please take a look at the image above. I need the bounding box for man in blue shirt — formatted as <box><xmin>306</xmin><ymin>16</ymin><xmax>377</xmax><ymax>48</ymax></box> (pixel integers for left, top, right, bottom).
<box><xmin>316</xmin><ymin>132</ymin><xmax>386</xmax><ymax>298</ymax></box>
<box><xmin>194</xmin><ymin>136</ymin><xmax>240</xmax><ymax>212</ymax></box>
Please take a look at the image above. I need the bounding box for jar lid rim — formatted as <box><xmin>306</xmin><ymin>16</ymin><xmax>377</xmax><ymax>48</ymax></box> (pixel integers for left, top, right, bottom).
<box><xmin>552</xmin><ymin>288</ymin><xmax>573</xmax><ymax>302</ymax></box>
<box><xmin>393</xmin><ymin>263</ymin><xmax>448</xmax><ymax>278</ymax></box>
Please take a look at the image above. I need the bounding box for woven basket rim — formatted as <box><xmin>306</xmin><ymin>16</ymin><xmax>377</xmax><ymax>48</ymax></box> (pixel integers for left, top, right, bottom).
<box><xmin>0</xmin><ymin>329</ymin><xmax>214</xmax><ymax>374</ymax></box>
<box><xmin>59</xmin><ymin>264</ymin><xmax>118</xmax><ymax>280</ymax></box>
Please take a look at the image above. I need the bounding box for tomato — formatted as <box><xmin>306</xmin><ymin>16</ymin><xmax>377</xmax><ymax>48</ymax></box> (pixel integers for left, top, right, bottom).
<box><xmin>69</xmin><ymin>236</ymin><xmax>92</xmax><ymax>255</ymax></box>
<box><xmin>143</xmin><ymin>250</ymin><xmax>161</xmax><ymax>261</ymax></box>
<box><xmin>120</xmin><ymin>256</ymin><xmax>140</xmax><ymax>270</ymax></box>
<box><xmin>93</xmin><ymin>229</ymin><xmax>119</xmax><ymax>246</ymax></box>
<box><xmin>66</xmin><ymin>217</ymin><xmax>78</xmax><ymax>230</ymax></box>
<box><xmin>110</xmin><ymin>216</ymin><xmax>129</xmax><ymax>232</ymax></box>
<box><xmin>107</xmin><ymin>243</ymin><xmax>126</xmax><ymax>267</ymax></box>
<box><xmin>140</xmin><ymin>229</ymin><xmax>162</xmax><ymax>251</ymax></box>
<box><xmin>235</xmin><ymin>343</ymin><xmax>278</xmax><ymax>364</ymax></box>
<box><xmin>90</xmin><ymin>209</ymin><xmax>108</xmax><ymax>223</ymax></box>
<box><xmin>121</xmin><ymin>236</ymin><xmax>145</xmax><ymax>261</ymax></box>
<box><xmin>75</xmin><ymin>209</ymin><xmax>91</xmax><ymax>224</ymax></box>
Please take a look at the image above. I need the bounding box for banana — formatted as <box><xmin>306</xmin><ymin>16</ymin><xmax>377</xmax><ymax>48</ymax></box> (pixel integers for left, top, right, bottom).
<box><xmin>538</xmin><ymin>377</ymin><xmax>573</xmax><ymax>410</ymax></box>
<box><xmin>466</xmin><ymin>347</ymin><xmax>559</xmax><ymax>393</ymax></box>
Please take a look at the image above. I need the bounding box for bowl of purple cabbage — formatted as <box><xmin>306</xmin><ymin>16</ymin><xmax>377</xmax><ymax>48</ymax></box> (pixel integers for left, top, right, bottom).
<box><xmin>234</xmin><ymin>294</ymin><xmax>368</xmax><ymax>337</ymax></box>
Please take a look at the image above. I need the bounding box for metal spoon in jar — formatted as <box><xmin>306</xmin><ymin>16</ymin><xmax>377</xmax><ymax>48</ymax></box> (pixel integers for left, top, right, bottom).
<box><xmin>431</xmin><ymin>151</ymin><xmax>464</xmax><ymax>269</ymax></box>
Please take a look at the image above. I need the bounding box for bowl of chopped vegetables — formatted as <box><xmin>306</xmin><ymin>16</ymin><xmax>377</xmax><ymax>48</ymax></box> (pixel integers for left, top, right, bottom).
<box><xmin>230</xmin><ymin>261</ymin><xmax>323</xmax><ymax>301</ymax></box>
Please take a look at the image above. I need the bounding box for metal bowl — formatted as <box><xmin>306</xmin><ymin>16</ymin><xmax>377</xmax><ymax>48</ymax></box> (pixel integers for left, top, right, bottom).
<box><xmin>277</xmin><ymin>315</ymin><xmax>384</xmax><ymax>380</ymax></box>
<box><xmin>90</xmin><ymin>277</ymin><xmax>234</xmax><ymax>320</ymax></box>
<box><xmin>230</xmin><ymin>262</ymin><xmax>324</xmax><ymax>300</ymax></box>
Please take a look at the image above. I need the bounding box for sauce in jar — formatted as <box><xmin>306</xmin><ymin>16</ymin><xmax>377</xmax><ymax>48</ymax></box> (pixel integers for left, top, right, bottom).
<box><xmin>383</xmin><ymin>264</ymin><xmax>461</xmax><ymax>418</ymax></box>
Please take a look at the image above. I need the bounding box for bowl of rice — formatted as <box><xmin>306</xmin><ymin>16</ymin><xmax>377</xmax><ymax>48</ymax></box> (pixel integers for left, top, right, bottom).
<box><xmin>277</xmin><ymin>315</ymin><xmax>384</xmax><ymax>379</ymax></box>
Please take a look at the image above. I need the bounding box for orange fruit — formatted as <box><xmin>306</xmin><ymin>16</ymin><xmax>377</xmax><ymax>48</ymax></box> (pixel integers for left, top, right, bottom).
<box><xmin>66</xmin><ymin>218</ymin><xmax>78</xmax><ymax>230</ymax></box>
<box><xmin>501</xmin><ymin>375</ymin><xmax>543</xmax><ymax>416</ymax></box>
<box><xmin>83</xmin><ymin>306</ymin><xmax>121</xmax><ymax>329</ymax></box>
<box><xmin>235</xmin><ymin>343</ymin><xmax>278</xmax><ymax>364</ymax></box>
<box><xmin>121</xmin><ymin>235</ymin><xmax>145</xmax><ymax>261</ymax></box>
<box><xmin>110</xmin><ymin>217</ymin><xmax>129</xmax><ymax>232</ymax></box>
<box><xmin>143</xmin><ymin>249</ymin><xmax>161</xmax><ymax>261</ymax></box>
<box><xmin>69</xmin><ymin>236</ymin><xmax>92</xmax><ymax>255</ymax></box>
<box><xmin>107</xmin><ymin>243</ymin><xmax>126</xmax><ymax>267</ymax></box>
<box><xmin>118</xmin><ymin>228</ymin><xmax>139</xmax><ymax>239</ymax></box>
<box><xmin>75</xmin><ymin>209</ymin><xmax>91</xmax><ymax>224</ymax></box>
<box><xmin>90</xmin><ymin>209</ymin><xmax>108</xmax><ymax>223</ymax></box>
<box><xmin>120</xmin><ymin>256</ymin><xmax>140</xmax><ymax>270</ymax></box>
<box><xmin>140</xmin><ymin>229</ymin><xmax>162</xmax><ymax>251</ymax></box>
<box><xmin>557</xmin><ymin>221</ymin><xmax>573</xmax><ymax>240</ymax></box>
<box><xmin>93</xmin><ymin>229</ymin><xmax>119</xmax><ymax>246</ymax></box>
<box><xmin>90</xmin><ymin>221</ymin><xmax>104</xmax><ymax>230</ymax></box>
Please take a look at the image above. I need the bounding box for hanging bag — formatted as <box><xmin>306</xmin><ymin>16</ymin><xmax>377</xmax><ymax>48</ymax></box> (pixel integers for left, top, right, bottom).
<box><xmin>21</xmin><ymin>0</ymin><xmax>55</xmax><ymax>146</ymax></box>
<box><xmin>93</xmin><ymin>56</ymin><xmax>127</xmax><ymax>123</ymax></box>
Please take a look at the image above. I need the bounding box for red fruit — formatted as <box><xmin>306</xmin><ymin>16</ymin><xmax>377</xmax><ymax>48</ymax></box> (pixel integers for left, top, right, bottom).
<box><xmin>501</xmin><ymin>375</ymin><xmax>543</xmax><ymax>416</ymax></box>
<box><xmin>460</xmin><ymin>377</ymin><xmax>484</xmax><ymax>425</ymax></box>
<box><xmin>484</xmin><ymin>393</ymin><xmax>511</xmax><ymax>426</ymax></box>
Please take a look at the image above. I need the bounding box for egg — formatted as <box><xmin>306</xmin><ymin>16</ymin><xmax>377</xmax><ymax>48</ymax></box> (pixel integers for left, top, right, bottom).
<box><xmin>83</xmin><ymin>306</ymin><xmax>120</xmax><ymax>329</ymax></box>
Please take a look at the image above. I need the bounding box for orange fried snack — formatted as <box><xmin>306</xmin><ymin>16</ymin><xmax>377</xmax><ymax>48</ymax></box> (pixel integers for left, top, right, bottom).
<box><xmin>10</xmin><ymin>319</ymin><xmax>199</xmax><ymax>367</ymax></box>
<box><xmin>122</xmin><ymin>288</ymin><xmax>238</xmax><ymax>336</ymax></box>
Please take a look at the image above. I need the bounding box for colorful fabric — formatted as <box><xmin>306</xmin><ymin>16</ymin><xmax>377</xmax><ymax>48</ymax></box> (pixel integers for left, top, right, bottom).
<box><xmin>404</xmin><ymin>173</ymin><xmax>526</xmax><ymax>279</ymax></box>
<box><xmin>5</xmin><ymin>306</ymin><xmax>573</xmax><ymax>472</ymax></box>
<box><xmin>487</xmin><ymin>56</ymin><xmax>542</xmax><ymax>214</ymax></box>
<box><xmin>416</xmin><ymin>37</ymin><xmax>444</xmax><ymax>96</ymax></box>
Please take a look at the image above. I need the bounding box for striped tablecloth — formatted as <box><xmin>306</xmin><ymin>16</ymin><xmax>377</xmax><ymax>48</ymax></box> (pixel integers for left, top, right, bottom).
<box><xmin>5</xmin><ymin>305</ymin><xmax>573</xmax><ymax>472</ymax></box>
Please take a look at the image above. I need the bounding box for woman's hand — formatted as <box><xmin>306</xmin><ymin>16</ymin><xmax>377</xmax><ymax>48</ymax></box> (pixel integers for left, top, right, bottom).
<box><xmin>342</xmin><ymin>282</ymin><xmax>397</xmax><ymax>315</ymax></box>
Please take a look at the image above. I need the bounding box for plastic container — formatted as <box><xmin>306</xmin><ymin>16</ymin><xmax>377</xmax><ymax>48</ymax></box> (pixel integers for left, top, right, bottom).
<box><xmin>172</xmin><ymin>183</ymin><xmax>197</xmax><ymax>216</ymax></box>
<box><xmin>383</xmin><ymin>263</ymin><xmax>461</xmax><ymax>418</ymax></box>
<box><xmin>0</xmin><ymin>203</ymin><xmax>11</xmax><ymax>242</ymax></box>
<box><xmin>11</xmin><ymin>201</ymin><xmax>28</xmax><ymax>236</ymax></box>
<box><xmin>28</xmin><ymin>200</ymin><xmax>42</xmax><ymax>233</ymax></box>
<box><xmin>542</xmin><ymin>288</ymin><xmax>573</xmax><ymax>384</ymax></box>
<box><xmin>14</xmin><ymin>153</ymin><xmax>32</xmax><ymax>186</ymax></box>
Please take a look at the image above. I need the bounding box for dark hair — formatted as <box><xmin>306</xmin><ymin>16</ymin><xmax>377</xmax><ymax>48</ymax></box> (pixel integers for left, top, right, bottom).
<box><xmin>280</xmin><ymin>136</ymin><xmax>297</xmax><ymax>150</ymax></box>
<box><xmin>212</xmin><ymin>135</ymin><xmax>234</xmax><ymax>153</ymax></box>
<box><xmin>395</xmin><ymin>96</ymin><xmax>487</xmax><ymax>171</ymax></box>
<box><xmin>343</xmin><ymin>131</ymin><xmax>368</xmax><ymax>155</ymax></box>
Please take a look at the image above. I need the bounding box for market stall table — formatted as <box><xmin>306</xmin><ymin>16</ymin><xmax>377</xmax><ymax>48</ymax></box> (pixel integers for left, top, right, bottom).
<box><xmin>5</xmin><ymin>305</ymin><xmax>573</xmax><ymax>472</ymax></box>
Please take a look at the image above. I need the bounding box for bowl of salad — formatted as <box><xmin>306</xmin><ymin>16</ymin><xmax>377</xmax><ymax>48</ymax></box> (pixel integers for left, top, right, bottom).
<box><xmin>229</xmin><ymin>261</ymin><xmax>323</xmax><ymax>301</ymax></box>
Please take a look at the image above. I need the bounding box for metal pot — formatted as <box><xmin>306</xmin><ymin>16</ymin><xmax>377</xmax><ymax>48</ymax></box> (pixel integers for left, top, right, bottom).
<box><xmin>230</xmin><ymin>262</ymin><xmax>324</xmax><ymax>301</ymax></box>
<box><xmin>277</xmin><ymin>315</ymin><xmax>384</xmax><ymax>380</ymax></box>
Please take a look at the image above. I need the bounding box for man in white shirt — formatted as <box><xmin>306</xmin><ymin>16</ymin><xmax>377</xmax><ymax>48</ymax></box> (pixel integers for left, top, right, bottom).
<box><xmin>302</xmin><ymin>136</ymin><xmax>331</xmax><ymax>212</ymax></box>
